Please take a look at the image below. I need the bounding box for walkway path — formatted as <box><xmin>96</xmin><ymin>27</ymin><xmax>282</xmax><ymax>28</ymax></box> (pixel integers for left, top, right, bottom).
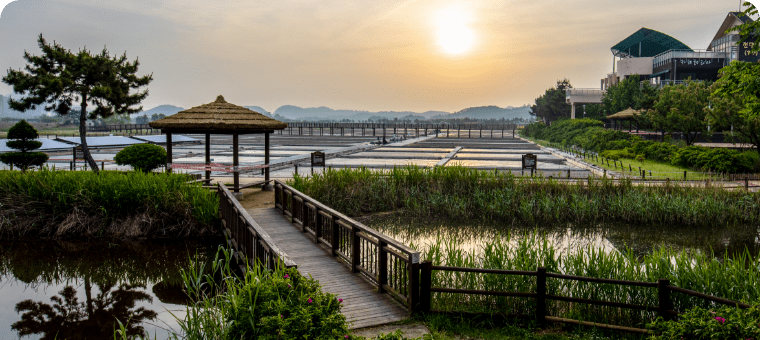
<box><xmin>248</xmin><ymin>207</ymin><xmax>409</xmax><ymax>329</ymax></box>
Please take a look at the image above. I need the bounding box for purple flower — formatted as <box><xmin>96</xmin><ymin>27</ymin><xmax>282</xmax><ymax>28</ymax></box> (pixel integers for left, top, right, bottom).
<box><xmin>345</xmin><ymin>336</ymin><xmax>349</xmax><ymax>339</ymax></box>
<box><xmin>307</xmin><ymin>298</ymin><xmax>313</xmax><ymax>303</ymax></box>
<box><xmin>715</xmin><ymin>316</ymin><xmax>726</xmax><ymax>324</ymax></box>
<box><xmin>288</xmin><ymin>284</ymin><xmax>291</xmax><ymax>288</ymax></box>
<box><xmin>338</xmin><ymin>298</ymin><xmax>343</xmax><ymax>303</ymax></box>
<box><xmin>280</xmin><ymin>315</ymin><xmax>284</xmax><ymax>318</ymax></box>
<box><xmin>284</xmin><ymin>274</ymin><xmax>290</xmax><ymax>278</ymax></box>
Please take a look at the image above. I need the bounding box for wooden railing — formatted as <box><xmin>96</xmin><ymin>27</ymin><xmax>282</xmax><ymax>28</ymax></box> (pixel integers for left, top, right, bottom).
<box><xmin>274</xmin><ymin>180</ymin><xmax>422</xmax><ymax>311</ymax></box>
<box><xmin>272</xmin><ymin>181</ymin><xmax>752</xmax><ymax>333</ymax></box>
<box><xmin>419</xmin><ymin>262</ymin><xmax>752</xmax><ymax>334</ymax></box>
<box><xmin>218</xmin><ymin>183</ymin><xmax>296</xmax><ymax>271</ymax></box>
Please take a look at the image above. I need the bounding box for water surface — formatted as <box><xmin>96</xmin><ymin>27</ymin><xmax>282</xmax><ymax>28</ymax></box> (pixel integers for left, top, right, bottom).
<box><xmin>0</xmin><ymin>238</ymin><xmax>222</xmax><ymax>339</ymax></box>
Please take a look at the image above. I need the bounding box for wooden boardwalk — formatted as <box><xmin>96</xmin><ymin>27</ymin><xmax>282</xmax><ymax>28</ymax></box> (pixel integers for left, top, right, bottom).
<box><xmin>249</xmin><ymin>207</ymin><xmax>409</xmax><ymax>329</ymax></box>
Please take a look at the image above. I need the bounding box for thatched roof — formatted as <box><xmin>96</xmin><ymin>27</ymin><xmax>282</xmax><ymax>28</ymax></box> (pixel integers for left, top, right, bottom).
<box><xmin>607</xmin><ymin>107</ymin><xmax>641</xmax><ymax>120</ymax></box>
<box><xmin>149</xmin><ymin>95</ymin><xmax>287</xmax><ymax>132</ymax></box>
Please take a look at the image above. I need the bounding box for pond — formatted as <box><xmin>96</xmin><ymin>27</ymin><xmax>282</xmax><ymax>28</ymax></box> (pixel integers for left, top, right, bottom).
<box><xmin>366</xmin><ymin>215</ymin><xmax>760</xmax><ymax>261</ymax></box>
<box><xmin>0</xmin><ymin>238</ymin><xmax>222</xmax><ymax>339</ymax></box>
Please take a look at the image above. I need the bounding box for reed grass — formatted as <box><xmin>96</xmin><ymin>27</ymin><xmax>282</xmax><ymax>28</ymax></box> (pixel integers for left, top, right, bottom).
<box><xmin>0</xmin><ymin>169</ymin><xmax>220</xmax><ymax>237</ymax></box>
<box><xmin>289</xmin><ymin>165</ymin><xmax>760</xmax><ymax>227</ymax></box>
<box><xmin>418</xmin><ymin>233</ymin><xmax>760</xmax><ymax>329</ymax></box>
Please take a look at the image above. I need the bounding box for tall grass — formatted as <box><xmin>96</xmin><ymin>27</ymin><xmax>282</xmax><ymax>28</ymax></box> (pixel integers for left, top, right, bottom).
<box><xmin>289</xmin><ymin>165</ymin><xmax>760</xmax><ymax>226</ymax></box>
<box><xmin>0</xmin><ymin>169</ymin><xmax>220</xmax><ymax>237</ymax></box>
<box><xmin>420</xmin><ymin>233</ymin><xmax>760</xmax><ymax>329</ymax></box>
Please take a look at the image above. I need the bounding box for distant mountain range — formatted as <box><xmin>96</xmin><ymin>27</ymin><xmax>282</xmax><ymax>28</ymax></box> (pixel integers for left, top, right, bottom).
<box><xmin>2</xmin><ymin>93</ymin><xmax>533</xmax><ymax>123</ymax></box>
<box><xmin>431</xmin><ymin>105</ymin><xmax>533</xmax><ymax>121</ymax></box>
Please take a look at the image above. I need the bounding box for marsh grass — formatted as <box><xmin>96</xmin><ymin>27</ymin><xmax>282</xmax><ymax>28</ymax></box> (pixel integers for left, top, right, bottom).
<box><xmin>419</xmin><ymin>233</ymin><xmax>760</xmax><ymax>329</ymax></box>
<box><xmin>0</xmin><ymin>169</ymin><xmax>219</xmax><ymax>237</ymax></box>
<box><xmin>289</xmin><ymin>165</ymin><xmax>760</xmax><ymax>226</ymax></box>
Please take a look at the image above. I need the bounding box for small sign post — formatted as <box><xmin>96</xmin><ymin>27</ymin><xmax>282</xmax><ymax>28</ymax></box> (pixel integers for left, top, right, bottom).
<box><xmin>311</xmin><ymin>151</ymin><xmax>325</xmax><ymax>175</ymax></box>
<box><xmin>522</xmin><ymin>153</ymin><xmax>537</xmax><ymax>177</ymax></box>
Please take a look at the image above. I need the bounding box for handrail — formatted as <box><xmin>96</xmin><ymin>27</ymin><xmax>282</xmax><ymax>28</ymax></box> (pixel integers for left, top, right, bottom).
<box><xmin>218</xmin><ymin>183</ymin><xmax>297</xmax><ymax>270</ymax></box>
<box><xmin>274</xmin><ymin>179</ymin><xmax>421</xmax><ymax>311</ymax></box>
<box><xmin>275</xmin><ymin>180</ymin><xmax>420</xmax><ymax>262</ymax></box>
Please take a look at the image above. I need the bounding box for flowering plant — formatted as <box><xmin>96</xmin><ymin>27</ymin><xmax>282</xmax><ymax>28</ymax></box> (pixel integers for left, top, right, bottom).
<box><xmin>647</xmin><ymin>304</ymin><xmax>760</xmax><ymax>340</ymax></box>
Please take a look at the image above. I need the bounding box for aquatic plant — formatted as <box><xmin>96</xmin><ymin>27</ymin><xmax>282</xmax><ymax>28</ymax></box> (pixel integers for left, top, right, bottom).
<box><xmin>416</xmin><ymin>233</ymin><xmax>760</xmax><ymax>329</ymax></box>
<box><xmin>289</xmin><ymin>165</ymin><xmax>760</xmax><ymax>227</ymax></box>
<box><xmin>0</xmin><ymin>169</ymin><xmax>219</xmax><ymax>237</ymax></box>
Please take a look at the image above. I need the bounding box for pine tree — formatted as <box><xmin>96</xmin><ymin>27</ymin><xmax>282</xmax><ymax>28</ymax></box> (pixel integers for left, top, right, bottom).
<box><xmin>2</xmin><ymin>34</ymin><xmax>152</xmax><ymax>173</ymax></box>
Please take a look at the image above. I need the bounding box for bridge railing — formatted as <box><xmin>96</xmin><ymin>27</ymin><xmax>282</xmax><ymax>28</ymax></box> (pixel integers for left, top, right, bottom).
<box><xmin>219</xmin><ymin>183</ymin><xmax>297</xmax><ymax>272</ymax></box>
<box><xmin>274</xmin><ymin>180</ymin><xmax>422</xmax><ymax>311</ymax></box>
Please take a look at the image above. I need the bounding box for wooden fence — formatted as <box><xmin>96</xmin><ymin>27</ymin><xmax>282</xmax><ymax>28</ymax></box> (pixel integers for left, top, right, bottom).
<box><xmin>274</xmin><ymin>180</ymin><xmax>422</xmax><ymax>311</ymax></box>
<box><xmin>272</xmin><ymin>181</ymin><xmax>753</xmax><ymax>333</ymax></box>
<box><xmin>218</xmin><ymin>183</ymin><xmax>296</xmax><ymax>272</ymax></box>
<box><xmin>419</xmin><ymin>263</ymin><xmax>751</xmax><ymax>333</ymax></box>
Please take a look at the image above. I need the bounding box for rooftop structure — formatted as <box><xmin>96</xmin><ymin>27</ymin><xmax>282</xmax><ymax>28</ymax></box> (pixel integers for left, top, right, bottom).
<box><xmin>150</xmin><ymin>95</ymin><xmax>287</xmax><ymax>192</ymax></box>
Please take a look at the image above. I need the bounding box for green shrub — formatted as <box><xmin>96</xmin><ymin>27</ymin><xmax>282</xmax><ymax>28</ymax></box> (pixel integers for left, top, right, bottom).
<box><xmin>114</xmin><ymin>143</ymin><xmax>167</xmax><ymax>172</ymax></box>
<box><xmin>647</xmin><ymin>305</ymin><xmax>760</xmax><ymax>340</ymax></box>
<box><xmin>0</xmin><ymin>120</ymin><xmax>48</xmax><ymax>171</ymax></box>
<box><xmin>600</xmin><ymin>149</ymin><xmax>636</xmax><ymax>160</ymax></box>
<box><xmin>177</xmin><ymin>249</ymin><xmax>353</xmax><ymax>340</ymax></box>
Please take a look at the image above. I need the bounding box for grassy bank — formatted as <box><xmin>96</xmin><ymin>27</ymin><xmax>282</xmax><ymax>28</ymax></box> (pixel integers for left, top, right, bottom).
<box><xmin>0</xmin><ymin>169</ymin><xmax>219</xmax><ymax>238</ymax></box>
<box><xmin>289</xmin><ymin>165</ymin><xmax>760</xmax><ymax>226</ymax></box>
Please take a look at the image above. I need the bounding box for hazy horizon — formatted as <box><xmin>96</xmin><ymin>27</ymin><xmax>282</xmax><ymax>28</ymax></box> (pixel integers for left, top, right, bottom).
<box><xmin>0</xmin><ymin>0</ymin><xmax>752</xmax><ymax>113</ymax></box>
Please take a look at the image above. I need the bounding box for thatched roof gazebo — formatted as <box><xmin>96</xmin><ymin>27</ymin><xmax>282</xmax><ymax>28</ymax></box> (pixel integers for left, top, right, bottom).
<box><xmin>607</xmin><ymin>107</ymin><xmax>642</xmax><ymax>132</ymax></box>
<box><xmin>150</xmin><ymin>95</ymin><xmax>287</xmax><ymax>192</ymax></box>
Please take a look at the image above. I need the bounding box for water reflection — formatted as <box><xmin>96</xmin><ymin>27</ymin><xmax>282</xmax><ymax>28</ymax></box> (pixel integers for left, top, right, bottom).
<box><xmin>0</xmin><ymin>238</ymin><xmax>221</xmax><ymax>339</ymax></box>
<box><xmin>13</xmin><ymin>283</ymin><xmax>156</xmax><ymax>340</ymax></box>
<box><xmin>367</xmin><ymin>215</ymin><xmax>760</xmax><ymax>259</ymax></box>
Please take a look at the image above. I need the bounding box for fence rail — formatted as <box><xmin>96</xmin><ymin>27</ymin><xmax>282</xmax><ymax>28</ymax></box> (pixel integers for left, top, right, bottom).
<box><xmin>218</xmin><ymin>183</ymin><xmax>296</xmax><ymax>272</ymax></box>
<box><xmin>274</xmin><ymin>180</ymin><xmax>421</xmax><ymax>310</ymax></box>
<box><xmin>420</xmin><ymin>262</ymin><xmax>751</xmax><ymax>333</ymax></box>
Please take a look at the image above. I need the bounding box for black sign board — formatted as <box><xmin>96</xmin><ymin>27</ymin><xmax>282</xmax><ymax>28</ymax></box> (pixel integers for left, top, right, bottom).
<box><xmin>311</xmin><ymin>151</ymin><xmax>326</xmax><ymax>167</ymax></box>
<box><xmin>522</xmin><ymin>153</ymin><xmax>537</xmax><ymax>170</ymax></box>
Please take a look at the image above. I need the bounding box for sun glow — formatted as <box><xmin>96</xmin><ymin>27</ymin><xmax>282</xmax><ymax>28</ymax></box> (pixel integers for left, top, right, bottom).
<box><xmin>435</xmin><ymin>8</ymin><xmax>474</xmax><ymax>55</ymax></box>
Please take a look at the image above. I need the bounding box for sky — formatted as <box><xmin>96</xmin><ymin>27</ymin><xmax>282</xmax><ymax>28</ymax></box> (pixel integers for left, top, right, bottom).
<box><xmin>0</xmin><ymin>0</ymin><xmax>753</xmax><ymax>113</ymax></box>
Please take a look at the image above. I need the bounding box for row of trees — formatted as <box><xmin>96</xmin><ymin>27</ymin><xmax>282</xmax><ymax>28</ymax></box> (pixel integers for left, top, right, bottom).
<box><xmin>531</xmin><ymin>3</ymin><xmax>760</xmax><ymax>151</ymax></box>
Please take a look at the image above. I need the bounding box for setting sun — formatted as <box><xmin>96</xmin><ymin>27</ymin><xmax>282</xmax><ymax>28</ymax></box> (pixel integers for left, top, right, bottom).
<box><xmin>435</xmin><ymin>7</ymin><xmax>475</xmax><ymax>55</ymax></box>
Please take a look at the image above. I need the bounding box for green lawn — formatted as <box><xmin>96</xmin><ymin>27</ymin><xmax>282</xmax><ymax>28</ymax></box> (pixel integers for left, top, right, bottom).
<box><xmin>582</xmin><ymin>156</ymin><xmax>714</xmax><ymax>180</ymax></box>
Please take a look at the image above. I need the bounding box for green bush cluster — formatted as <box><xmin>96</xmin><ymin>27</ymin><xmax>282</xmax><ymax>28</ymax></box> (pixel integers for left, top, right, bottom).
<box><xmin>173</xmin><ymin>249</ymin><xmax>353</xmax><ymax>340</ymax></box>
<box><xmin>114</xmin><ymin>143</ymin><xmax>167</xmax><ymax>172</ymax></box>
<box><xmin>522</xmin><ymin>120</ymin><xmax>760</xmax><ymax>173</ymax></box>
<box><xmin>647</xmin><ymin>305</ymin><xmax>760</xmax><ymax>340</ymax></box>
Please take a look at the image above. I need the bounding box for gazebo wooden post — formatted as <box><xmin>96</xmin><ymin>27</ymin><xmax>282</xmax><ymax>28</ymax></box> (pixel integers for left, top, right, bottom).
<box><xmin>264</xmin><ymin>132</ymin><xmax>272</xmax><ymax>191</ymax></box>
<box><xmin>205</xmin><ymin>133</ymin><xmax>211</xmax><ymax>180</ymax></box>
<box><xmin>233</xmin><ymin>133</ymin><xmax>239</xmax><ymax>193</ymax></box>
<box><xmin>166</xmin><ymin>133</ymin><xmax>173</xmax><ymax>174</ymax></box>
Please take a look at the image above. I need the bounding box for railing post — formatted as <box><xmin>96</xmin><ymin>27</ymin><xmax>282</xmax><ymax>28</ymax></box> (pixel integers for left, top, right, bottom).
<box><xmin>408</xmin><ymin>261</ymin><xmax>420</xmax><ymax>313</ymax></box>
<box><xmin>419</xmin><ymin>260</ymin><xmax>432</xmax><ymax>313</ymax></box>
<box><xmin>378</xmin><ymin>240</ymin><xmax>388</xmax><ymax>293</ymax></box>
<box><xmin>290</xmin><ymin>191</ymin><xmax>296</xmax><ymax>217</ymax></box>
<box><xmin>315</xmin><ymin>209</ymin><xmax>323</xmax><ymax>243</ymax></box>
<box><xmin>658</xmin><ymin>279</ymin><xmax>672</xmax><ymax>321</ymax></box>
<box><xmin>536</xmin><ymin>267</ymin><xmax>547</xmax><ymax>328</ymax></box>
<box><xmin>331</xmin><ymin>216</ymin><xmax>339</xmax><ymax>256</ymax></box>
<box><xmin>351</xmin><ymin>225</ymin><xmax>360</xmax><ymax>273</ymax></box>
<box><xmin>274</xmin><ymin>183</ymin><xmax>281</xmax><ymax>209</ymax></box>
<box><xmin>302</xmin><ymin>202</ymin><xmax>309</xmax><ymax>232</ymax></box>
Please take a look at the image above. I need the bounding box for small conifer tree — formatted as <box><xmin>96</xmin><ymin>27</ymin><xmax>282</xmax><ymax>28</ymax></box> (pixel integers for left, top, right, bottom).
<box><xmin>0</xmin><ymin>120</ymin><xmax>49</xmax><ymax>172</ymax></box>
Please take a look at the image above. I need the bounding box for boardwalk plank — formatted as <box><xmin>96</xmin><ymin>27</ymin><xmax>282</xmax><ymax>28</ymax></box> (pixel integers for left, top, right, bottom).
<box><xmin>249</xmin><ymin>207</ymin><xmax>409</xmax><ymax>329</ymax></box>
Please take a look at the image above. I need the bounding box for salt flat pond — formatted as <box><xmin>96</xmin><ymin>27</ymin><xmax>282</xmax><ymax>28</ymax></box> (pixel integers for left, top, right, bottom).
<box><xmin>367</xmin><ymin>216</ymin><xmax>760</xmax><ymax>261</ymax></box>
<box><xmin>0</xmin><ymin>238</ymin><xmax>222</xmax><ymax>339</ymax></box>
